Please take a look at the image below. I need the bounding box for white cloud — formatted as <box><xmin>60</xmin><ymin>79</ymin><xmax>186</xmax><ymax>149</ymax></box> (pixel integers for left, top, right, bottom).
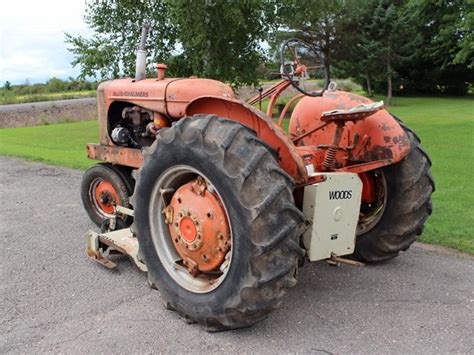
<box><xmin>0</xmin><ymin>0</ymin><xmax>91</xmax><ymax>84</ymax></box>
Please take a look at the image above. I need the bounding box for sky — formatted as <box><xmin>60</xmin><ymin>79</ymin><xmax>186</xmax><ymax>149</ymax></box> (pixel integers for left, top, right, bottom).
<box><xmin>0</xmin><ymin>0</ymin><xmax>91</xmax><ymax>84</ymax></box>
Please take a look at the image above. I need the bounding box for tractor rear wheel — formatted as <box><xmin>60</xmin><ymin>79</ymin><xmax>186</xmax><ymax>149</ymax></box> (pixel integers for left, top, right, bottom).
<box><xmin>133</xmin><ymin>115</ymin><xmax>305</xmax><ymax>331</ymax></box>
<box><xmin>81</xmin><ymin>163</ymin><xmax>134</xmax><ymax>226</ymax></box>
<box><xmin>353</xmin><ymin>118</ymin><xmax>435</xmax><ymax>262</ymax></box>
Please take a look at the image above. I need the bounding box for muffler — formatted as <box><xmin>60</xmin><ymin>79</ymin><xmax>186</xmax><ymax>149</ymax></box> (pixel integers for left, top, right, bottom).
<box><xmin>135</xmin><ymin>25</ymin><xmax>149</xmax><ymax>81</ymax></box>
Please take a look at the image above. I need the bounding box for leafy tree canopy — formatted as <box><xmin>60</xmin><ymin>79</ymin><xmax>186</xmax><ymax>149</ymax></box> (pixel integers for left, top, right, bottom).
<box><xmin>66</xmin><ymin>0</ymin><xmax>473</xmax><ymax>94</ymax></box>
<box><xmin>66</xmin><ymin>0</ymin><xmax>271</xmax><ymax>86</ymax></box>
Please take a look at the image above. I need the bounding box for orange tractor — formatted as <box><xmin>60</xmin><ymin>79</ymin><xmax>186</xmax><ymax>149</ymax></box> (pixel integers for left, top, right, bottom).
<box><xmin>82</xmin><ymin>28</ymin><xmax>434</xmax><ymax>331</ymax></box>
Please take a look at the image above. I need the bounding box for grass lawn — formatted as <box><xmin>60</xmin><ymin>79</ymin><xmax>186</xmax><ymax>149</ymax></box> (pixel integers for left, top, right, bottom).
<box><xmin>0</xmin><ymin>90</ymin><xmax>96</xmax><ymax>105</ymax></box>
<box><xmin>0</xmin><ymin>96</ymin><xmax>472</xmax><ymax>253</ymax></box>
<box><xmin>0</xmin><ymin>120</ymin><xmax>98</xmax><ymax>170</ymax></box>
<box><xmin>385</xmin><ymin>96</ymin><xmax>474</xmax><ymax>254</ymax></box>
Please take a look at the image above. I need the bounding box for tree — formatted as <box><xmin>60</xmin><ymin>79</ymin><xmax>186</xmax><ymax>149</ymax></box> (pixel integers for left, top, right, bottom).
<box><xmin>66</xmin><ymin>0</ymin><xmax>272</xmax><ymax>86</ymax></box>
<box><xmin>3</xmin><ymin>81</ymin><xmax>11</xmax><ymax>90</ymax></box>
<box><xmin>330</xmin><ymin>0</ymin><xmax>381</xmax><ymax>97</ymax></box>
<box><xmin>46</xmin><ymin>77</ymin><xmax>66</xmax><ymax>92</ymax></box>
<box><xmin>167</xmin><ymin>0</ymin><xmax>271</xmax><ymax>86</ymax></box>
<box><xmin>454</xmin><ymin>2</ymin><xmax>474</xmax><ymax>68</ymax></box>
<box><xmin>65</xmin><ymin>0</ymin><xmax>176</xmax><ymax>80</ymax></box>
<box><xmin>402</xmin><ymin>0</ymin><xmax>474</xmax><ymax>95</ymax></box>
<box><xmin>363</xmin><ymin>0</ymin><xmax>421</xmax><ymax>104</ymax></box>
<box><xmin>272</xmin><ymin>0</ymin><xmax>346</xmax><ymax>72</ymax></box>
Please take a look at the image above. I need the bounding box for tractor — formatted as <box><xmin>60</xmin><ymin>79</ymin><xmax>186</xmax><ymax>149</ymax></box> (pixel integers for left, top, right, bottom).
<box><xmin>81</xmin><ymin>27</ymin><xmax>434</xmax><ymax>331</ymax></box>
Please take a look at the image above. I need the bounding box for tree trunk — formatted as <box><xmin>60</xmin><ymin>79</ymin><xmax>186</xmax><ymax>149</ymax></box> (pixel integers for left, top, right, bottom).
<box><xmin>386</xmin><ymin>56</ymin><xmax>392</xmax><ymax>106</ymax></box>
<box><xmin>324</xmin><ymin>23</ymin><xmax>331</xmax><ymax>81</ymax></box>
<box><xmin>387</xmin><ymin>73</ymin><xmax>392</xmax><ymax>106</ymax></box>
<box><xmin>366</xmin><ymin>74</ymin><xmax>373</xmax><ymax>97</ymax></box>
<box><xmin>387</xmin><ymin>43</ymin><xmax>392</xmax><ymax>106</ymax></box>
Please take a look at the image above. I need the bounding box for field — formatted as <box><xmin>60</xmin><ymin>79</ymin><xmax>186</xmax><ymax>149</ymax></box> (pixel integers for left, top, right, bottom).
<box><xmin>0</xmin><ymin>90</ymin><xmax>96</xmax><ymax>105</ymax></box>
<box><xmin>0</xmin><ymin>120</ymin><xmax>97</xmax><ymax>169</ymax></box>
<box><xmin>0</xmin><ymin>96</ymin><xmax>472</xmax><ymax>253</ymax></box>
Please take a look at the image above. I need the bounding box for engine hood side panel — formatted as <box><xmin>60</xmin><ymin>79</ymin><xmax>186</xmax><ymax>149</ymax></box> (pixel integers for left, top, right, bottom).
<box><xmin>96</xmin><ymin>78</ymin><xmax>235</xmax><ymax>145</ymax></box>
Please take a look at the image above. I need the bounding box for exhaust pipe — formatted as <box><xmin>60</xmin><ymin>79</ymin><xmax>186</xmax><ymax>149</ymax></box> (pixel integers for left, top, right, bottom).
<box><xmin>135</xmin><ymin>25</ymin><xmax>149</xmax><ymax>81</ymax></box>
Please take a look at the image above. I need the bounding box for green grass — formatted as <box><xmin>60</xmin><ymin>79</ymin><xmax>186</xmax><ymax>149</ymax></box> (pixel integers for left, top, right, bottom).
<box><xmin>0</xmin><ymin>96</ymin><xmax>472</xmax><ymax>253</ymax></box>
<box><xmin>0</xmin><ymin>90</ymin><xmax>96</xmax><ymax>105</ymax></box>
<box><xmin>0</xmin><ymin>120</ymin><xmax>98</xmax><ymax>170</ymax></box>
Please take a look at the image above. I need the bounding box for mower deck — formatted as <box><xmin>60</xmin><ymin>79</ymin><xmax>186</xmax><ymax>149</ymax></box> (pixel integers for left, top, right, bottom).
<box><xmin>85</xmin><ymin>206</ymin><xmax>147</xmax><ymax>272</ymax></box>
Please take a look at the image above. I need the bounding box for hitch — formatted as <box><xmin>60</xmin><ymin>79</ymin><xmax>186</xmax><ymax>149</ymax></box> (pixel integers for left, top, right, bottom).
<box><xmin>85</xmin><ymin>205</ymin><xmax>147</xmax><ymax>272</ymax></box>
<box><xmin>327</xmin><ymin>253</ymin><xmax>365</xmax><ymax>267</ymax></box>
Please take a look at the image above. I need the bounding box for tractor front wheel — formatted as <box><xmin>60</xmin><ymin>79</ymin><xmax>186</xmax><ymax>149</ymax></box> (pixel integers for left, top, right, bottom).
<box><xmin>81</xmin><ymin>163</ymin><xmax>134</xmax><ymax>226</ymax></box>
<box><xmin>133</xmin><ymin>115</ymin><xmax>305</xmax><ymax>331</ymax></box>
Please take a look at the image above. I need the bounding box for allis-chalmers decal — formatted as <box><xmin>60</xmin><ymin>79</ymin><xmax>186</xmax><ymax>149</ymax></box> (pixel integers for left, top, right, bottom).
<box><xmin>112</xmin><ymin>91</ymin><xmax>149</xmax><ymax>97</ymax></box>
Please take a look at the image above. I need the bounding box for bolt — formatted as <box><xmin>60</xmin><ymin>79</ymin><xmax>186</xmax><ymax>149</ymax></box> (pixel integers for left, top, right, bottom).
<box><xmin>202</xmin><ymin>254</ymin><xmax>208</xmax><ymax>261</ymax></box>
<box><xmin>187</xmin><ymin>211</ymin><xmax>191</xmax><ymax>217</ymax></box>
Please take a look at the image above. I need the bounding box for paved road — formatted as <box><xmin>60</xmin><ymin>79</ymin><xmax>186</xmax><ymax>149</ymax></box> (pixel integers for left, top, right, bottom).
<box><xmin>0</xmin><ymin>98</ymin><xmax>95</xmax><ymax>112</ymax></box>
<box><xmin>1</xmin><ymin>156</ymin><xmax>473</xmax><ymax>354</ymax></box>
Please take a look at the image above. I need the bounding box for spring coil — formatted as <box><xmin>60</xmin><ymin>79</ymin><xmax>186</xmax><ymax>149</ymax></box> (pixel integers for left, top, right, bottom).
<box><xmin>323</xmin><ymin>145</ymin><xmax>337</xmax><ymax>170</ymax></box>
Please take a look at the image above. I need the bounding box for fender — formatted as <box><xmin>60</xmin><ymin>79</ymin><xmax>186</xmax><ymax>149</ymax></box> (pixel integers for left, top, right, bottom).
<box><xmin>289</xmin><ymin>91</ymin><xmax>411</xmax><ymax>170</ymax></box>
<box><xmin>186</xmin><ymin>96</ymin><xmax>308</xmax><ymax>183</ymax></box>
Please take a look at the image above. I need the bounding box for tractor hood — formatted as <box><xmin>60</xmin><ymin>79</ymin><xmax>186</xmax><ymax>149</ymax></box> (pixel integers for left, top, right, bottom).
<box><xmin>98</xmin><ymin>77</ymin><xmax>235</xmax><ymax>119</ymax></box>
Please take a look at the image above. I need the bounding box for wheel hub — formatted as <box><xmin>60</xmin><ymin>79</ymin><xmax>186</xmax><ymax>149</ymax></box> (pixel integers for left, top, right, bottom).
<box><xmin>179</xmin><ymin>217</ymin><xmax>197</xmax><ymax>242</ymax></box>
<box><xmin>94</xmin><ymin>180</ymin><xmax>119</xmax><ymax>214</ymax></box>
<box><xmin>357</xmin><ymin>170</ymin><xmax>387</xmax><ymax>235</ymax></box>
<box><xmin>167</xmin><ymin>178</ymin><xmax>231</xmax><ymax>274</ymax></box>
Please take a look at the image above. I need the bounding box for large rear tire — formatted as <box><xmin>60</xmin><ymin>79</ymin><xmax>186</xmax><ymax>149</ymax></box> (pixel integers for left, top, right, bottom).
<box><xmin>353</xmin><ymin>118</ymin><xmax>435</xmax><ymax>262</ymax></box>
<box><xmin>133</xmin><ymin>115</ymin><xmax>305</xmax><ymax>331</ymax></box>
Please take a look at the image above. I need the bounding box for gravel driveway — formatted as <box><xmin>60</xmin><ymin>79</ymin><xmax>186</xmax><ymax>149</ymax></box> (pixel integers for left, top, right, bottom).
<box><xmin>1</xmin><ymin>156</ymin><xmax>473</xmax><ymax>354</ymax></box>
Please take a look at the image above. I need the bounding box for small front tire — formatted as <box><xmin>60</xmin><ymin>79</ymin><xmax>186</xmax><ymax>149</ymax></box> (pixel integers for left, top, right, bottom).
<box><xmin>81</xmin><ymin>163</ymin><xmax>133</xmax><ymax>227</ymax></box>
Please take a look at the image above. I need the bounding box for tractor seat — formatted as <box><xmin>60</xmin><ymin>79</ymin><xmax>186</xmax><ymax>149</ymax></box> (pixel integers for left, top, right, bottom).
<box><xmin>321</xmin><ymin>101</ymin><xmax>384</xmax><ymax>123</ymax></box>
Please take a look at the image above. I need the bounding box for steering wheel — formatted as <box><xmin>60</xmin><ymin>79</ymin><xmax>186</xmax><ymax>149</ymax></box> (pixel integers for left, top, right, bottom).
<box><xmin>280</xmin><ymin>38</ymin><xmax>330</xmax><ymax>97</ymax></box>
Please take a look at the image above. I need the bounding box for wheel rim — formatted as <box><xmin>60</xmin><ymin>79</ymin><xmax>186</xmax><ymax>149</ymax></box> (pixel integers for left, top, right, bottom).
<box><xmin>357</xmin><ymin>170</ymin><xmax>387</xmax><ymax>235</ymax></box>
<box><xmin>149</xmin><ymin>165</ymin><xmax>233</xmax><ymax>294</ymax></box>
<box><xmin>90</xmin><ymin>178</ymin><xmax>120</xmax><ymax>217</ymax></box>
